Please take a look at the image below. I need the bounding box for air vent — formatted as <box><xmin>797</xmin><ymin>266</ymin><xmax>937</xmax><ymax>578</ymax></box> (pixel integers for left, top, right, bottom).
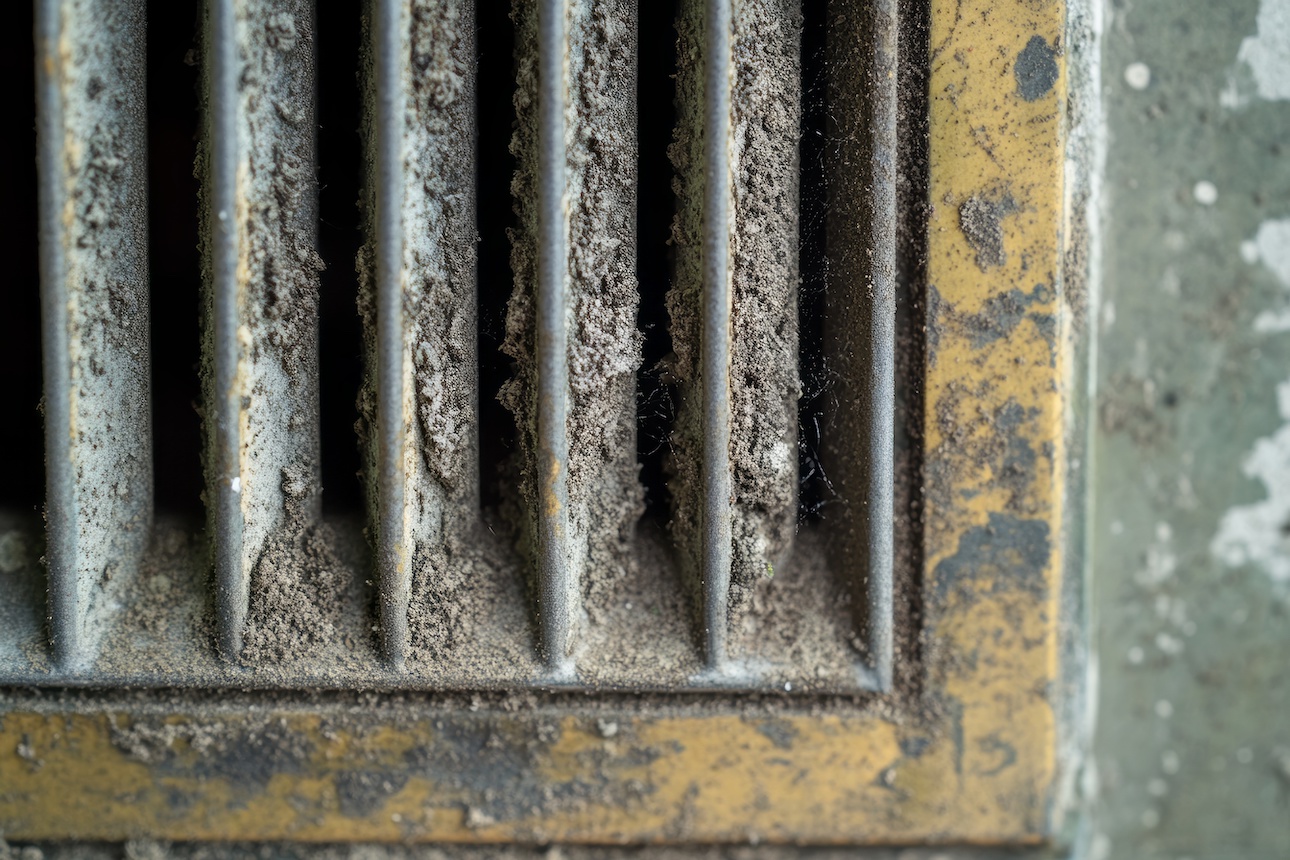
<box><xmin>0</xmin><ymin>0</ymin><xmax>903</xmax><ymax>694</ymax></box>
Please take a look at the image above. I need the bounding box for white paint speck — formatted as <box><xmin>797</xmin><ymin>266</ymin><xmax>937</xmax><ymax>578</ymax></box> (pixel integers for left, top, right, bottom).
<box><xmin>1127</xmin><ymin>646</ymin><xmax>1145</xmax><ymax>665</ymax></box>
<box><xmin>1222</xmin><ymin>0</ymin><xmax>1290</xmax><ymax>107</ymax></box>
<box><xmin>1237</xmin><ymin>747</ymin><xmax>1254</xmax><ymax>764</ymax></box>
<box><xmin>1141</xmin><ymin>808</ymin><xmax>1161</xmax><ymax>829</ymax></box>
<box><xmin>1110</xmin><ymin>519</ymin><xmax>1124</xmax><ymax>536</ymax></box>
<box><xmin>1147</xmin><ymin>778</ymin><xmax>1169</xmax><ymax>797</ymax></box>
<box><xmin>784</xmin><ymin>682</ymin><xmax>792</xmax><ymax>692</ymax></box>
<box><xmin>1242</xmin><ymin>240</ymin><xmax>1261</xmax><ymax>264</ymax></box>
<box><xmin>1155</xmin><ymin>699</ymin><xmax>1174</xmax><ymax>719</ymax></box>
<box><xmin>1211</xmin><ymin>378</ymin><xmax>1290</xmax><ymax>583</ymax></box>
<box><xmin>1155</xmin><ymin>632</ymin><xmax>1185</xmax><ymax>656</ymax></box>
<box><xmin>1125</xmin><ymin>62</ymin><xmax>1152</xmax><ymax>90</ymax></box>
<box><xmin>1162</xmin><ymin>750</ymin><xmax>1180</xmax><ymax>774</ymax></box>
<box><xmin>230</xmin><ymin>476</ymin><xmax>241</xmax><ymax>493</ymax></box>
<box><xmin>1135</xmin><ymin>522</ymin><xmax>1176</xmax><ymax>588</ymax></box>
<box><xmin>1193</xmin><ymin>181</ymin><xmax>1219</xmax><ymax>206</ymax></box>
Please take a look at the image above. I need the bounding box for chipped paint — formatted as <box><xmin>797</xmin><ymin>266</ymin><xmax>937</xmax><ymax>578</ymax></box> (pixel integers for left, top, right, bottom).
<box><xmin>1210</xmin><ymin>378</ymin><xmax>1290</xmax><ymax>587</ymax></box>
<box><xmin>1221</xmin><ymin>0</ymin><xmax>1290</xmax><ymax>107</ymax></box>
<box><xmin>1246</xmin><ymin>217</ymin><xmax>1290</xmax><ymax>332</ymax></box>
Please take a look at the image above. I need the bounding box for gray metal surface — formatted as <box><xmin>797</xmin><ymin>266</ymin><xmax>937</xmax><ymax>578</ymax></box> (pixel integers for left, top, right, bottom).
<box><xmin>535</xmin><ymin>0</ymin><xmax>574</xmax><ymax>675</ymax></box>
<box><xmin>201</xmin><ymin>0</ymin><xmax>323</xmax><ymax>664</ymax></box>
<box><xmin>35</xmin><ymin>0</ymin><xmax>152</xmax><ymax>671</ymax></box>
<box><xmin>8</xmin><ymin>0</ymin><xmax>899</xmax><ymax>695</ymax></box>
<box><xmin>827</xmin><ymin>0</ymin><xmax>898</xmax><ymax>691</ymax></box>
<box><xmin>700</xmin><ymin>0</ymin><xmax>734</xmax><ymax>671</ymax></box>
<box><xmin>207</xmin><ymin>0</ymin><xmax>245</xmax><ymax>661</ymax></box>
<box><xmin>373</xmin><ymin>0</ymin><xmax>409</xmax><ymax>669</ymax></box>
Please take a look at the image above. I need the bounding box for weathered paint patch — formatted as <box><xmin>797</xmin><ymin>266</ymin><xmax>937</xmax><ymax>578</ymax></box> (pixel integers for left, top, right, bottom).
<box><xmin>1221</xmin><ymin>0</ymin><xmax>1290</xmax><ymax>107</ymax></box>
<box><xmin>959</xmin><ymin>192</ymin><xmax>1019</xmax><ymax>270</ymax></box>
<box><xmin>1015</xmin><ymin>35</ymin><xmax>1060</xmax><ymax>101</ymax></box>
<box><xmin>934</xmin><ymin>513</ymin><xmax>1051</xmax><ymax>603</ymax></box>
<box><xmin>1210</xmin><ymin>378</ymin><xmax>1290</xmax><ymax>587</ymax></box>
<box><xmin>1246</xmin><ymin>217</ymin><xmax>1290</xmax><ymax>332</ymax></box>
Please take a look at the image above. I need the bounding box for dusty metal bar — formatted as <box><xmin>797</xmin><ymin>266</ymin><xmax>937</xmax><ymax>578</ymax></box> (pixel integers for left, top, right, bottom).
<box><xmin>36</xmin><ymin>0</ymin><xmax>153</xmax><ymax>671</ymax></box>
<box><xmin>373</xmin><ymin>0</ymin><xmax>409</xmax><ymax>669</ymax></box>
<box><xmin>208</xmin><ymin>0</ymin><xmax>245</xmax><ymax>661</ymax></box>
<box><xmin>700</xmin><ymin>0</ymin><xmax>733</xmax><ymax>671</ymax></box>
<box><xmin>535</xmin><ymin>0</ymin><xmax>573</xmax><ymax>675</ymax></box>
<box><xmin>203</xmin><ymin>0</ymin><xmax>323</xmax><ymax>664</ymax></box>
<box><xmin>35</xmin><ymin>0</ymin><xmax>75</xmax><ymax>667</ymax></box>
<box><xmin>359</xmin><ymin>0</ymin><xmax>480</xmax><ymax>667</ymax></box>
<box><xmin>864</xmin><ymin>0</ymin><xmax>898</xmax><ymax>691</ymax></box>
<box><xmin>828</xmin><ymin>0</ymin><xmax>897</xmax><ymax>690</ymax></box>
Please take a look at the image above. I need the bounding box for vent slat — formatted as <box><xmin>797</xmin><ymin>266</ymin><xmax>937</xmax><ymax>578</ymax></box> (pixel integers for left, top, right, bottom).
<box><xmin>533</xmin><ymin>0</ymin><xmax>574</xmax><ymax>675</ymax></box>
<box><xmin>698</xmin><ymin>0</ymin><xmax>734</xmax><ymax>670</ymax></box>
<box><xmin>674</xmin><ymin>0</ymin><xmax>803</xmax><ymax>674</ymax></box>
<box><xmin>36</xmin><ymin>0</ymin><xmax>153</xmax><ymax>670</ymax></box>
<box><xmin>829</xmin><ymin>0</ymin><xmax>898</xmax><ymax>690</ymax></box>
<box><xmin>509</xmin><ymin>0</ymin><xmax>641</xmax><ymax>677</ymax></box>
<box><xmin>206</xmin><ymin>0</ymin><xmax>244</xmax><ymax>659</ymax></box>
<box><xmin>364</xmin><ymin>0</ymin><xmax>481</xmax><ymax>670</ymax></box>
<box><xmin>202</xmin><ymin>0</ymin><xmax>323</xmax><ymax>662</ymax></box>
<box><xmin>370</xmin><ymin>0</ymin><xmax>409</xmax><ymax>668</ymax></box>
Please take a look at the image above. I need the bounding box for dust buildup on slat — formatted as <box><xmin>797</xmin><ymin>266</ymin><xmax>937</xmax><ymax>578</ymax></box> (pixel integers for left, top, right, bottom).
<box><xmin>241</xmin><ymin>461</ymin><xmax>346</xmax><ymax>662</ymax></box>
<box><xmin>356</xmin><ymin>0</ymin><xmax>483</xmax><ymax>659</ymax></box>
<box><xmin>667</xmin><ymin>0</ymin><xmax>801</xmax><ymax>624</ymax></box>
<box><xmin>56</xmin><ymin>0</ymin><xmax>152</xmax><ymax>649</ymax></box>
<box><xmin>197</xmin><ymin>0</ymin><xmax>328</xmax><ymax>660</ymax></box>
<box><xmin>503</xmin><ymin>0</ymin><xmax>643</xmax><ymax>623</ymax></box>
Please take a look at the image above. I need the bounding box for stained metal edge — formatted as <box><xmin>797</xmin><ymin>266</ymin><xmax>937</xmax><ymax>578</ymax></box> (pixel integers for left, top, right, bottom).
<box><xmin>700</xmin><ymin>0</ymin><xmax>733</xmax><ymax>672</ymax></box>
<box><xmin>34</xmin><ymin>0</ymin><xmax>78</xmax><ymax>670</ymax></box>
<box><xmin>864</xmin><ymin>0</ymin><xmax>898</xmax><ymax>693</ymax></box>
<box><xmin>374</xmin><ymin>0</ymin><xmax>409</xmax><ymax>670</ymax></box>
<box><xmin>535</xmin><ymin>0</ymin><xmax>573</xmax><ymax>678</ymax></box>
<box><xmin>207</xmin><ymin>0</ymin><xmax>246</xmax><ymax>662</ymax></box>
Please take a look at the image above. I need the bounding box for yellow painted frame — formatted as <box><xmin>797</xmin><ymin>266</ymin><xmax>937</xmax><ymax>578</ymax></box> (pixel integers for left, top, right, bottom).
<box><xmin>0</xmin><ymin>0</ymin><xmax>1068</xmax><ymax>844</ymax></box>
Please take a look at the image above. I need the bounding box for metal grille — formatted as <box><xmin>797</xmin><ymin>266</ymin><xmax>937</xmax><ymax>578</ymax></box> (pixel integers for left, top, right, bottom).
<box><xmin>0</xmin><ymin>0</ymin><xmax>898</xmax><ymax>693</ymax></box>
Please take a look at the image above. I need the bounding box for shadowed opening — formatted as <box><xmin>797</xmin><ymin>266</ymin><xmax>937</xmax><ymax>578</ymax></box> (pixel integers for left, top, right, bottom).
<box><xmin>477</xmin><ymin>6</ymin><xmax>520</xmax><ymax>512</ymax></box>
<box><xmin>147</xmin><ymin>0</ymin><xmax>204</xmax><ymax>516</ymax></box>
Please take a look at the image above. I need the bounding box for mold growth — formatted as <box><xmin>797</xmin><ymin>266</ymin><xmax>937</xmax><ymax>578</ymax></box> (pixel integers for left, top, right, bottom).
<box><xmin>198</xmin><ymin>0</ymin><xmax>328</xmax><ymax>661</ymax></box>
<box><xmin>503</xmin><ymin>0</ymin><xmax>643</xmax><ymax>627</ymax></box>
<box><xmin>668</xmin><ymin>0</ymin><xmax>802</xmax><ymax>624</ymax></box>
<box><xmin>356</xmin><ymin>0</ymin><xmax>488</xmax><ymax>660</ymax></box>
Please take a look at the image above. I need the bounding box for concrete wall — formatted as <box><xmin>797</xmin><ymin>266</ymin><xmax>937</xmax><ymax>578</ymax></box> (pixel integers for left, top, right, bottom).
<box><xmin>1089</xmin><ymin>0</ymin><xmax>1290</xmax><ymax>856</ymax></box>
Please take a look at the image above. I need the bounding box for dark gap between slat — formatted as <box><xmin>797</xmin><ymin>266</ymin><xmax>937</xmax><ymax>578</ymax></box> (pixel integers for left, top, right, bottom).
<box><xmin>799</xmin><ymin>0</ymin><xmax>833</xmax><ymax>525</ymax></box>
<box><xmin>147</xmin><ymin>0</ymin><xmax>204</xmax><ymax>516</ymax></box>
<box><xmin>636</xmin><ymin>0</ymin><xmax>680</xmax><ymax>521</ymax></box>
<box><xmin>477</xmin><ymin>6</ymin><xmax>519</xmax><ymax>513</ymax></box>
<box><xmin>316</xmin><ymin>0</ymin><xmax>364</xmax><ymax>514</ymax></box>
<box><xmin>0</xmin><ymin>0</ymin><xmax>41</xmax><ymax>512</ymax></box>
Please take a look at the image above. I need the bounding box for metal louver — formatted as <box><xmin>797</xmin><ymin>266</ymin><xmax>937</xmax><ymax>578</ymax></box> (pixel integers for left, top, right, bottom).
<box><xmin>0</xmin><ymin>0</ymin><xmax>900</xmax><ymax>694</ymax></box>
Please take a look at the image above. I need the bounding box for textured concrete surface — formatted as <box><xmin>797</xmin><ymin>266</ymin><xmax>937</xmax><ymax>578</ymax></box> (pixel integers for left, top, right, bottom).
<box><xmin>1089</xmin><ymin>0</ymin><xmax>1290</xmax><ymax>856</ymax></box>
